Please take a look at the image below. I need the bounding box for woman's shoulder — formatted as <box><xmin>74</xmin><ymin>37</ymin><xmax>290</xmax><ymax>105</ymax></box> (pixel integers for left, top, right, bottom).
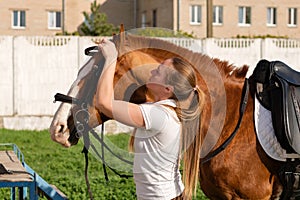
<box><xmin>140</xmin><ymin>99</ymin><xmax>179</xmax><ymax>120</ymax></box>
<box><xmin>155</xmin><ymin>99</ymin><xmax>176</xmax><ymax>107</ymax></box>
<box><xmin>157</xmin><ymin>100</ymin><xmax>179</xmax><ymax>122</ymax></box>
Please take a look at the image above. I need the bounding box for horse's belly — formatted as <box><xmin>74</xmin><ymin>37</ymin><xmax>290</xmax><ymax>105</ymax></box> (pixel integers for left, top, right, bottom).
<box><xmin>200</xmin><ymin>160</ymin><xmax>279</xmax><ymax>199</ymax></box>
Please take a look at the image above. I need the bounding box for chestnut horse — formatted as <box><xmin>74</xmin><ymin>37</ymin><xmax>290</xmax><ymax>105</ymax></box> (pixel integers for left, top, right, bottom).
<box><xmin>50</xmin><ymin>32</ymin><xmax>284</xmax><ymax>199</ymax></box>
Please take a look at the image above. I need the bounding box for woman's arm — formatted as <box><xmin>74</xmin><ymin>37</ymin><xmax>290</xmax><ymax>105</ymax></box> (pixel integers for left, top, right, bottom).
<box><xmin>95</xmin><ymin>39</ymin><xmax>145</xmax><ymax>128</ymax></box>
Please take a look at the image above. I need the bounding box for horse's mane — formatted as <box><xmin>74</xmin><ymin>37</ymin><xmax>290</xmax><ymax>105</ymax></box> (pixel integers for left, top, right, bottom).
<box><xmin>117</xmin><ymin>34</ymin><xmax>249</xmax><ymax>81</ymax></box>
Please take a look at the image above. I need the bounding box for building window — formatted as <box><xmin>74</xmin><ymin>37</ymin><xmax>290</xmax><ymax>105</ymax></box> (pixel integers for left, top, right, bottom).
<box><xmin>12</xmin><ymin>10</ymin><xmax>26</xmax><ymax>28</ymax></box>
<box><xmin>238</xmin><ymin>6</ymin><xmax>251</xmax><ymax>25</ymax></box>
<box><xmin>267</xmin><ymin>7</ymin><xmax>277</xmax><ymax>26</ymax></box>
<box><xmin>48</xmin><ymin>11</ymin><xmax>62</xmax><ymax>29</ymax></box>
<box><xmin>190</xmin><ymin>5</ymin><xmax>201</xmax><ymax>24</ymax></box>
<box><xmin>152</xmin><ymin>9</ymin><xmax>157</xmax><ymax>27</ymax></box>
<box><xmin>213</xmin><ymin>6</ymin><xmax>223</xmax><ymax>25</ymax></box>
<box><xmin>288</xmin><ymin>8</ymin><xmax>297</xmax><ymax>26</ymax></box>
<box><xmin>141</xmin><ymin>12</ymin><xmax>147</xmax><ymax>28</ymax></box>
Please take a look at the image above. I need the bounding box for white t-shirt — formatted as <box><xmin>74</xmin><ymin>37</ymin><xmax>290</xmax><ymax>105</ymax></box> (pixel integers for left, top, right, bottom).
<box><xmin>134</xmin><ymin>99</ymin><xmax>184</xmax><ymax>200</ymax></box>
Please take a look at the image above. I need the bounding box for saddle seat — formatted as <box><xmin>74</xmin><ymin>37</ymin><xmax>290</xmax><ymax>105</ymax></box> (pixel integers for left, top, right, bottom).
<box><xmin>273</xmin><ymin>61</ymin><xmax>300</xmax><ymax>85</ymax></box>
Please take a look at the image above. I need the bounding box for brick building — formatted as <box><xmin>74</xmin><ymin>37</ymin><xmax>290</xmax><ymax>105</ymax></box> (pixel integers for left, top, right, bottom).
<box><xmin>0</xmin><ymin>0</ymin><xmax>92</xmax><ymax>35</ymax></box>
<box><xmin>135</xmin><ymin>0</ymin><xmax>300</xmax><ymax>38</ymax></box>
<box><xmin>0</xmin><ymin>0</ymin><xmax>299</xmax><ymax>38</ymax></box>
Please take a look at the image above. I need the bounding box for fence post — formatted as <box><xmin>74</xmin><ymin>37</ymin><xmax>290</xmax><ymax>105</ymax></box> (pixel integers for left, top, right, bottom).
<box><xmin>260</xmin><ymin>38</ymin><xmax>265</xmax><ymax>60</ymax></box>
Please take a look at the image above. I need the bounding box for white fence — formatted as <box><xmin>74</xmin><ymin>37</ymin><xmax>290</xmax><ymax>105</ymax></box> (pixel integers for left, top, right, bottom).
<box><xmin>1</xmin><ymin>36</ymin><xmax>300</xmax><ymax>130</ymax></box>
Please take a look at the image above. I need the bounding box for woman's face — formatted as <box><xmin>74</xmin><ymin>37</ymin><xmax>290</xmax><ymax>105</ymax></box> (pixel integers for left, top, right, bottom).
<box><xmin>146</xmin><ymin>59</ymin><xmax>174</xmax><ymax>98</ymax></box>
<box><xmin>147</xmin><ymin>59</ymin><xmax>173</xmax><ymax>88</ymax></box>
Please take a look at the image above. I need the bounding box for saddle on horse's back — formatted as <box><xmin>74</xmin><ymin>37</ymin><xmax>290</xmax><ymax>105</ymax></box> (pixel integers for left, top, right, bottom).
<box><xmin>250</xmin><ymin>59</ymin><xmax>300</xmax><ymax>154</ymax></box>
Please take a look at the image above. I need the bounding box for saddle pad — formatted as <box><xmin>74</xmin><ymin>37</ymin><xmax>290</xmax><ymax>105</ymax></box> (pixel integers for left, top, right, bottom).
<box><xmin>254</xmin><ymin>96</ymin><xmax>288</xmax><ymax>161</ymax></box>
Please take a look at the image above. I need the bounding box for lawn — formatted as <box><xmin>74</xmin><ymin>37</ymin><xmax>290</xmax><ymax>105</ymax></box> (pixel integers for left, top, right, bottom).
<box><xmin>0</xmin><ymin>129</ymin><xmax>208</xmax><ymax>200</ymax></box>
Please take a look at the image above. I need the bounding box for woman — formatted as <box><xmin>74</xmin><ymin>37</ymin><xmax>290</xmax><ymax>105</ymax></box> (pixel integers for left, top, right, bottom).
<box><xmin>96</xmin><ymin>39</ymin><xmax>205</xmax><ymax>200</ymax></box>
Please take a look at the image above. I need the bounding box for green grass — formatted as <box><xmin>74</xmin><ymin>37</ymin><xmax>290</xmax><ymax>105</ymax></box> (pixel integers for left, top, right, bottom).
<box><xmin>0</xmin><ymin>129</ymin><xmax>208</xmax><ymax>200</ymax></box>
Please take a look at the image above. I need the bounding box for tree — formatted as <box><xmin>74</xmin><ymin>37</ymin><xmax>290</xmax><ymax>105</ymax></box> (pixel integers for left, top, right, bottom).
<box><xmin>80</xmin><ymin>1</ymin><xmax>119</xmax><ymax>36</ymax></box>
<box><xmin>132</xmin><ymin>27</ymin><xmax>195</xmax><ymax>38</ymax></box>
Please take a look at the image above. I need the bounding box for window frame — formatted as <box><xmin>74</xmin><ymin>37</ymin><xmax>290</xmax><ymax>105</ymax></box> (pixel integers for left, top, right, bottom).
<box><xmin>213</xmin><ymin>5</ymin><xmax>223</xmax><ymax>25</ymax></box>
<box><xmin>152</xmin><ymin>9</ymin><xmax>157</xmax><ymax>27</ymax></box>
<box><xmin>12</xmin><ymin>10</ymin><xmax>26</xmax><ymax>29</ymax></box>
<box><xmin>288</xmin><ymin>8</ymin><xmax>297</xmax><ymax>27</ymax></box>
<box><xmin>190</xmin><ymin>5</ymin><xmax>201</xmax><ymax>25</ymax></box>
<box><xmin>48</xmin><ymin>11</ymin><xmax>62</xmax><ymax>29</ymax></box>
<box><xmin>238</xmin><ymin>6</ymin><xmax>251</xmax><ymax>26</ymax></box>
<box><xmin>267</xmin><ymin>7</ymin><xmax>277</xmax><ymax>26</ymax></box>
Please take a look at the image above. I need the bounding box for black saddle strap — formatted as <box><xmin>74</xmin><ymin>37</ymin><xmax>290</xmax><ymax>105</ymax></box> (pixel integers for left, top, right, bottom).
<box><xmin>201</xmin><ymin>78</ymin><xmax>250</xmax><ymax>164</ymax></box>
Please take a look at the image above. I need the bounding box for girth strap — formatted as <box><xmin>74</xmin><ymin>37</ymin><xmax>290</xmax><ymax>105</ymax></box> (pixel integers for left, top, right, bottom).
<box><xmin>278</xmin><ymin>159</ymin><xmax>300</xmax><ymax>199</ymax></box>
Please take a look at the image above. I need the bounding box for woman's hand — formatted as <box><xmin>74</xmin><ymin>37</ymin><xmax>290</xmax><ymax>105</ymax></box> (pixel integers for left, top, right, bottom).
<box><xmin>49</xmin><ymin>103</ymin><xmax>71</xmax><ymax>148</ymax></box>
<box><xmin>98</xmin><ymin>39</ymin><xmax>118</xmax><ymax>67</ymax></box>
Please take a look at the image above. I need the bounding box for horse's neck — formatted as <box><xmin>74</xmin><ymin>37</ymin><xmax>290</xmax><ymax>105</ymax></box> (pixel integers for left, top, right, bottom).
<box><xmin>220</xmin><ymin>80</ymin><xmax>250</xmax><ymax>138</ymax></box>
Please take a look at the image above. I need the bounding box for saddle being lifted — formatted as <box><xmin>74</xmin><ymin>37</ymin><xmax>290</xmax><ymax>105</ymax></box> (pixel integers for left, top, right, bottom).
<box><xmin>250</xmin><ymin>59</ymin><xmax>300</xmax><ymax>154</ymax></box>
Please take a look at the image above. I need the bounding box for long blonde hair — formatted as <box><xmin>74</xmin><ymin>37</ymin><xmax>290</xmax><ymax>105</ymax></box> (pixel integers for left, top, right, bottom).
<box><xmin>168</xmin><ymin>57</ymin><xmax>205</xmax><ymax>199</ymax></box>
<box><xmin>129</xmin><ymin>57</ymin><xmax>205</xmax><ymax>199</ymax></box>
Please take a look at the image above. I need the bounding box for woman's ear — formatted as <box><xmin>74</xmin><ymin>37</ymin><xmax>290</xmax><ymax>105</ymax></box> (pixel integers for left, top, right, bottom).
<box><xmin>165</xmin><ymin>85</ymin><xmax>174</xmax><ymax>95</ymax></box>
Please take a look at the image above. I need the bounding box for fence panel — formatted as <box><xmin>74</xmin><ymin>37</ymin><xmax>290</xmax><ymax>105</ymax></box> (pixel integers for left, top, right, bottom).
<box><xmin>0</xmin><ymin>36</ymin><xmax>13</xmax><ymax>116</ymax></box>
<box><xmin>161</xmin><ymin>37</ymin><xmax>202</xmax><ymax>53</ymax></box>
<box><xmin>204</xmin><ymin>38</ymin><xmax>262</xmax><ymax>76</ymax></box>
<box><xmin>263</xmin><ymin>38</ymin><xmax>300</xmax><ymax>71</ymax></box>
<box><xmin>13</xmin><ymin>36</ymin><xmax>79</xmax><ymax>116</ymax></box>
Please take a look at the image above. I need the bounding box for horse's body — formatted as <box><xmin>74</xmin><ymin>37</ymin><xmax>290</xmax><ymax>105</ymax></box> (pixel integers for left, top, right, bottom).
<box><xmin>50</xmin><ymin>32</ymin><xmax>284</xmax><ymax>199</ymax></box>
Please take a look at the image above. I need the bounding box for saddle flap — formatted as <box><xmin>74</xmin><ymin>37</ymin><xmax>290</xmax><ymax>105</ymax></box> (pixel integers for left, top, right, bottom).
<box><xmin>270</xmin><ymin>63</ymin><xmax>300</xmax><ymax>154</ymax></box>
<box><xmin>272</xmin><ymin>61</ymin><xmax>300</xmax><ymax>86</ymax></box>
<box><xmin>281</xmin><ymin>81</ymin><xmax>300</xmax><ymax>153</ymax></box>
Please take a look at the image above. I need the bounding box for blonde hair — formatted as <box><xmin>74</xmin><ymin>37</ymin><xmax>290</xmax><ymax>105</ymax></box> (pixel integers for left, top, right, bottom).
<box><xmin>167</xmin><ymin>57</ymin><xmax>205</xmax><ymax>199</ymax></box>
<box><xmin>129</xmin><ymin>57</ymin><xmax>205</xmax><ymax>199</ymax></box>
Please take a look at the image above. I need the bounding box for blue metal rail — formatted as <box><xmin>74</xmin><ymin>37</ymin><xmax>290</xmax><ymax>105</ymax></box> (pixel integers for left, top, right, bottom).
<box><xmin>0</xmin><ymin>143</ymin><xmax>68</xmax><ymax>200</ymax></box>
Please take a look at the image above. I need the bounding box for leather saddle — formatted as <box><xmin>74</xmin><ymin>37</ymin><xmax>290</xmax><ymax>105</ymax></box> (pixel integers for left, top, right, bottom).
<box><xmin>249</xmin><ymin>59</ymin><xmax>300</xmax><ymax>154</ymax></box>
